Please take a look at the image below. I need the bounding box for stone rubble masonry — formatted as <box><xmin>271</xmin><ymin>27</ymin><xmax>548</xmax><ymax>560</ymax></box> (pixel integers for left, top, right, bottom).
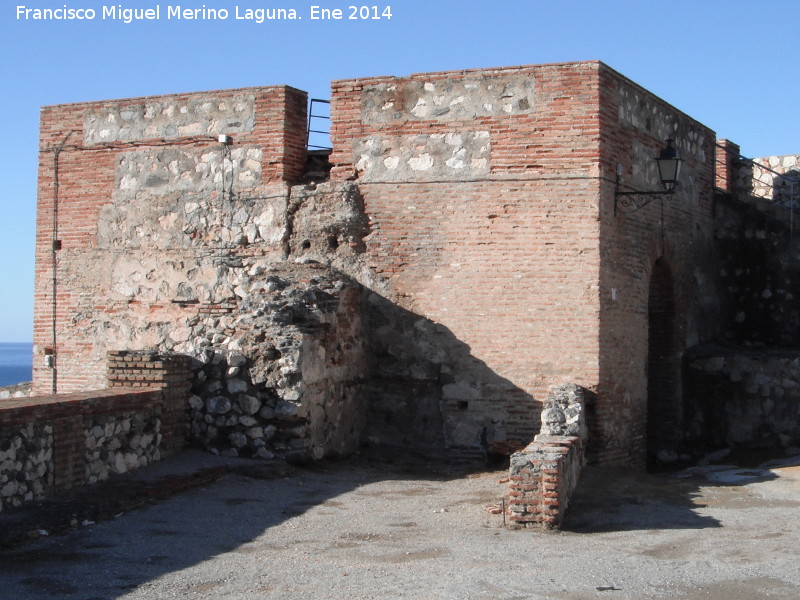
<box><xmin>713</xmin><ymin>191</ymin><xmax>800</xmax><ymax>347</ymax></box>
<box><xmin>0</xmin><ymin>350</ymin><xmax>191</xmax><ymax>512</ymax></box>
<box><xmin>685</xmin><ymin>348</ymin><xmax>800</xmax><ymax>454</ymax></box>
<box><xmin>507</xmin><ymin>384</ymin><xmax>587</xmax><ymax>528</ymax></box>
<box><xmin>732</xmin><ymin>152</ymin><xmax>800</xmax><ymax>207</ymax></box>
<box><xmin>83</xmin><ymin>93</ymin><xmax>257</xmax><ymax>145</ymax></box>
<box><xmin>32</xmin><ymin>61</ymin><xmax>722</xmax><ymax>465</ymax></box>
<box><xmin>34</xmin><ymin>85</ymin><xmax>308</xmax><ymax>394</ymax></box>
<box><xmin>0</xmin><ymin>382</ymin><xmax>32</xmax><ymax>400</ymax></box>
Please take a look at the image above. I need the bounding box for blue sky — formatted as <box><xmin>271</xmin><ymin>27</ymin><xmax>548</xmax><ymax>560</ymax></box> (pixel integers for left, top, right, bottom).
<box><xmin>0</xmin><ymin>0</ymin><xmax>798</xmax><ymax>342</ymax></box>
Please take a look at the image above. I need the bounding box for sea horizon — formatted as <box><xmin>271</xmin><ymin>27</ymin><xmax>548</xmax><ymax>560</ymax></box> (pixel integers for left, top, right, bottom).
<box><xmin>0</xmin><ymin>342</ymin><xmax>33</xmax><ymax>387</ymax></box>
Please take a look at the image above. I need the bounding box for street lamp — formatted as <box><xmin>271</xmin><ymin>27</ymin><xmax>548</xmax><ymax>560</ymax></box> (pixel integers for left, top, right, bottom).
<box><xmin>615</xmin><ymin>139</ymin><xmax>684</xmax><ymax>214</ymax></box>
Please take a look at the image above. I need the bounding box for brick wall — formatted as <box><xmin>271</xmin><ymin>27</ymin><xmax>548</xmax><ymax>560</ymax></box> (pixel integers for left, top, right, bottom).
<box><xmin>329</xmin><ymin>62</ymin><xmax>604</xmax><ymax>454</ymax></box>
<box><xmin>329</xmin><ymin>61</ymin><xmax>718</xmax><ymax>464</ymax></box>
<box><xmin>33</xmin><ymin>86</ymin><xmax>308</xmax><ymax>395</ymax></box>
<box><xmin>715</xmin><ymin>139</ymin><xmax>740</xmax><ymax>193</ymax></box>
<box><xmin>507</xmin><ymin>383</ymin><xmax>587</xmax><ymax>528</ymax></box>
<box><xmin>30</xmin><ymin>61</ymin><xmax>722</xmax><ymax>466</ymax></box>
<box><xmin>596</xmin><ymin>65</ymin><xmax>717</xmax><ymax>466</ymax></box>
<box><xmin>508</xmin><ymin>436</ymin><xmax>583</xmax><ymax>528</ymax></box>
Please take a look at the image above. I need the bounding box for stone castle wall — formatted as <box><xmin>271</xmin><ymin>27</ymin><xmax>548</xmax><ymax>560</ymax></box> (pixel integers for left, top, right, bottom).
<box><xmin>596</xmin><ymin>65</ymin><xmax>718</xmax><ymax>466</ymax></box>
<box><xmin>32</xmin><ymin>62</ymin><xmax>721</xmax><ymax>464</ymax></box>
<box><xmin>329</xmin><ymin>62</ymin><xmax>717</xmax><ymax>465</ymax></box>
<box><xmin>734</xmin><ymin>154</ymin><xmax>800</xmax><ymax>208</ymax></box>
<box><xmin>686</xmin><ymin>348</ymin><xmax>800</xmax><ymax>455</ymax></box>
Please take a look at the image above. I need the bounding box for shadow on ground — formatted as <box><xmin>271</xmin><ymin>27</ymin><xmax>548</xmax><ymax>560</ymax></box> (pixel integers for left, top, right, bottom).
<box><xmin>562</xmin><ymin>455</ymin><xmax>795</xmax><ymax>533</ymax></box>
<box><xmin>0</xmin><ymin>450</ymin><xmax>497</xmax><ymax>600</ymax></box>
<box><xmin>0</xmin><ymin>449</ymin><xmax>798</xmax><ymax>600</ymax></box>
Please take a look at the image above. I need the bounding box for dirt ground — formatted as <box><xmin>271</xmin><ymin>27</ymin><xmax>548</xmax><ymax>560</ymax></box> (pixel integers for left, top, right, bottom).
<box><xmin>0</xmin><ymin>450</ymin><xmax>798</xmax><ymax>600</ymax></box>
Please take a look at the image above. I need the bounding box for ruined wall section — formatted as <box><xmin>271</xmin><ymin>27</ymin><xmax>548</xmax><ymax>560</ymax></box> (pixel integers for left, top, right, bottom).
<box><xmin>597</xmin><ymin>65</ymin><xmax>717</xmax><ymax>465</ymax></box>
<box><xmin>34</xmin><ymin>86</ymin><xmax>308</xmax><ymax>394</ymax></box>
<box><xmin>329</xmin><ymin>63</ymin><xmax>604</xmax><ymax>455</ymax></box>
<box><xmin>33</xmin><ymin>86</ymin><xmax>372</xmax><ymax>460</ymax></box>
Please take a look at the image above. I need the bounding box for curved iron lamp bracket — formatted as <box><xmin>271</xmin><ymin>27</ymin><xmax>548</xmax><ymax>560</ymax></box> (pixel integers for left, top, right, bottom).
<box><xmin>614</xmin><ymin>175</ymin><xmax>675</xmax><ymax>215</ymax></box>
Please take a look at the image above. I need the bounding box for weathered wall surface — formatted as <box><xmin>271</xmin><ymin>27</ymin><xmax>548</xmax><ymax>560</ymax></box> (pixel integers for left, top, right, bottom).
<box><xmin>180</xmin><ymin>264</ymin><xmax>368</xmax><ymax>460</ymax></box>
<box><xmin>35</xmin><ymin>85</ymin><xmax>308</xmax><ymax>394</ymax></box>
<box><xmin>733</xmin><ymin>153</ymin><xmax>800</xmax><ymax>207</ymax></box>
<box><xmin>32</xmin><ymin>62</ymin><xmax>727</xmax><ymax>465</ymax></box>
<box><xmin>685</xmin><ymin>347</ymin><xmax>800</xmax><ymax>454</ymax></box>
<box><xmin>675</xmin><ymin>150</ymin><xmax>800</xmax><ymax>461</ymax></box>
<box><xmin>597</xmin><ymin>65</ymin><xmax>717</xmax><ymax>466</ymax></box>
<box><xmin>0</xmin><ymin>377</ymin><xmax>186</xmax><ymax>513</ymax></box>
<box><xmin>508</xmin><ymin>384</ymin><xmax>587</xmax><ymax>528</ymax></box>
<box><xmin>329</xmin><ymin>62</ymin><xmax>719</xmax><ymax>464</ymax></box>
<box><xmin>713</xmin><ymin>194</ymin><xmax>800</xmax><ymax>346</ymax></box>
<box><xmin>329</xmin><ymin>62</ymin><xmax>604</xmax><ymax>456</ymax></box>
<box><xmin>34</xmin><ymin>86</ymin><xmax>371</xmax><ymax>461</ymax></box>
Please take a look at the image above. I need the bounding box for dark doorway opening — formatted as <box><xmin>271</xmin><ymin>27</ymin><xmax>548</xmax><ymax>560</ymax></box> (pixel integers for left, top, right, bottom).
<box><xmin>647</xmin><ymin>259</ymin><xmax>682</xmax><ymax>470</ymax></box>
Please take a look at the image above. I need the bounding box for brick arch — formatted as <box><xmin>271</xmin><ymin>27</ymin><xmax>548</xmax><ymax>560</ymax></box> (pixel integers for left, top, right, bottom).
<box><xmin>646</xmin><ymin>258</ymin><xmax>682</xmax><ymax>469</ymax></box>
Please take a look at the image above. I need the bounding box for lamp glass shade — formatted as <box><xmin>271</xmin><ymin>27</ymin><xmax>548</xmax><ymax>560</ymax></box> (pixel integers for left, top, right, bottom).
<box><xmin>656</xmin><ymin>139</ymin><xmax>683</xmax><ymax>191</ymax></box>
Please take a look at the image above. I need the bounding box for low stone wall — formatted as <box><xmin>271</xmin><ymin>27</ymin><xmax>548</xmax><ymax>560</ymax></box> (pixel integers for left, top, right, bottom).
<box><xmin>0</xmin><ymin>352</ymin><xmax>191</xmax><ymax>512</ymax></box>
<box><xmin>0</xmin><ymin>388</ymin><xmax>164</xmax><ymax>511</ymax></box>
<box><xmin>107</xmin><ymin>351</ymin><xmax>192</xmax><ymax>456</ymax></box>
<box><xmin>507</xmin><ymin>384</ymin><xmax>587</xmax><ymax>529</ymax></box>
<box><xmin>685</xmin><ymin>347</ymin><xmax>800</xmax><ymax>454</ymax></box>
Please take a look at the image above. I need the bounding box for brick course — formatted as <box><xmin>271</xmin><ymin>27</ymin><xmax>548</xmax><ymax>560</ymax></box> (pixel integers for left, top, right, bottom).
<box><xmin>31</xmin><ymin>61</ymin><xmax>720</xmax><ymax>465</ymax></box>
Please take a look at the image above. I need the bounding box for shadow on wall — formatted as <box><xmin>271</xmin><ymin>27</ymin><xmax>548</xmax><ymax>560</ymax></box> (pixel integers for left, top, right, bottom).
<box><xmin>177</xmin><ymin>272</ymin><xmax>541</xmax><ymax>462</ymax></box>
<box><xmin>713</xmin><ymin>190</ymin><xmax>800</xmax><ymax>347</ymax></box>
<box><xmin>359</xmin><ymin>291</ymin><xmax>540</xmax><ymax>459</ymax></box>
<box><xmin>679</xmin><ymin>164</ymin><xmax>800</xmax><ymax>460</ymax></box>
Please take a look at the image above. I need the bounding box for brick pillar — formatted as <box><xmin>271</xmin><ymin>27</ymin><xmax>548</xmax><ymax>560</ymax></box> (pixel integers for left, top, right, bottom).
<box><xmin>507</xmin><ymin>436</ymin><xmax>583</xmax><ymax>528</ymax></box>
<box><xmin>715</xmin><ymin>139</ymin><xmax>740</xmax><ymax>193</ymax></box>
<box><xmin>107</xmin><ymin>351</ymin><xmax>192</xmax><ymax>455</ymax></box>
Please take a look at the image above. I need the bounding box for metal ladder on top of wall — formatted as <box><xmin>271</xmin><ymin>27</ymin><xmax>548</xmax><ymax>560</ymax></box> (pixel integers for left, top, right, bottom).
<box><xmin>306</xmin><ymin>98</ymin><xmax>331</xmax><ymax>151</ymax></box>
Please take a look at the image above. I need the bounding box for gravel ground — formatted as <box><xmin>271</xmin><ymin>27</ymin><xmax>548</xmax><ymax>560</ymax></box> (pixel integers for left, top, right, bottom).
<box><xmin>0</xmin><ymin>450</ymin><xmax>798</xmax><ymax>600</ymax></box>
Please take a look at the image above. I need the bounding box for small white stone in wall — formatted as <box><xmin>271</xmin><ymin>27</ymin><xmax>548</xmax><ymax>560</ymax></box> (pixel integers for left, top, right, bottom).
<box><xmin>471</xmin><ymin>158</ymin><xmax>488</xmax><ymax>170</ymax></box>
<box><xmin>355</xmin><ymin>154</ymin><xmax>373</xmax><ymax>172</ymax></box>
<box><xmin>410</xmin><ymin>98</ymin><xmax>428</xmax><ymax>118</ymax></box>
<box><xmin>408</xmin><ymin>153</ymin><xmax>434</xmax><ymax>171</ymax></box>
<box><xmin>112</xmin><ymin>453</ymin><xmax>127</xmax><ymax>474</ymax></box>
